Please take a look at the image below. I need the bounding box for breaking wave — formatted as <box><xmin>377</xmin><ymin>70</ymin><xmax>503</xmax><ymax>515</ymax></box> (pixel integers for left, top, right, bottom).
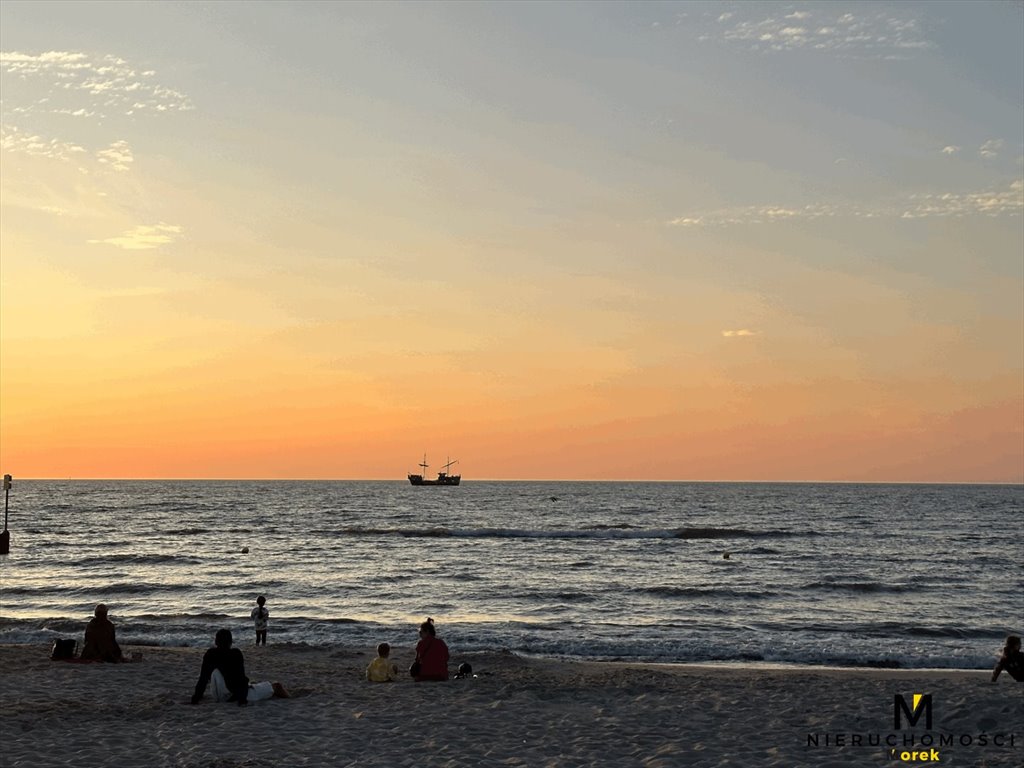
<box><xmin>331</xmin><ymin>525</ymin><xmax>805</xmax><ymax>541</ymax></box>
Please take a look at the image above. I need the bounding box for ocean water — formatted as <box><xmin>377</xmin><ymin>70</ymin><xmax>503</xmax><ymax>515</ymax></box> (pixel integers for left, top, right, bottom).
<box><xmin>0</xmin><ymin>480</ymin><xmax>1020</xmax><ymax>670</ymax></box>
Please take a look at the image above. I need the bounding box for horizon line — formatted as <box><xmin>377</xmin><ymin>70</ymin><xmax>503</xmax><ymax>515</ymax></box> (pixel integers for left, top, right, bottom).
<box><xmin>4</xmin><ymin>477</ymin><xmax>1022</xmax><ymax>486</ymax></box>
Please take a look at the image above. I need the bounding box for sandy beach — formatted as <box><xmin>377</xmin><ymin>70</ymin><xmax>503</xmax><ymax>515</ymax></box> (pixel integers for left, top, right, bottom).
<box><xmin>0</xmin><ymin>643</ymin><xmax>1019</xmax><ymax>767</ymax></box>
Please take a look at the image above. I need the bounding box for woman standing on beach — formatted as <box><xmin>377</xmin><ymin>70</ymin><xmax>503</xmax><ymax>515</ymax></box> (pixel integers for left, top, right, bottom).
<box><xmin>412</xmin><ymin>618</ymin><xmax>450</xmax><ymax>681</ymax></box>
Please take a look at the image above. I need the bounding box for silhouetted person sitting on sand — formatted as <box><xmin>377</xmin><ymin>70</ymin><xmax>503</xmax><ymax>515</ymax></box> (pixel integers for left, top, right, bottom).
<box><xmin>79</xmin><ymin>604</ymin><xmax>124</xmax><ymax>662</ymax></box>
<box><xmin>191</xmin><ymin>629</ymin><xmax>289</xmax><ymax>706</ymax></box>
<box><xmin>192</xmin><ymin>629</ymin><xmax>252</xmax><ymax>705</ymax></box>
<box><xmin>412</xmin><ymin>617</ymin><xmax>450</xmax><ymax>681</ymax></box>
<box><xmin>992</xmin><ymin>635</ymin><xmax>1024</xmax><ymax>682</ymax></box>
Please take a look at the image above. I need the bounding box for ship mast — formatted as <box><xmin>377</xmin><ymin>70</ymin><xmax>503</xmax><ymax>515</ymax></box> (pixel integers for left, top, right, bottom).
<box><xmin>419</xmin><ymin>454</ymin><xmax>429</xmax><ymax>475</ymax></box>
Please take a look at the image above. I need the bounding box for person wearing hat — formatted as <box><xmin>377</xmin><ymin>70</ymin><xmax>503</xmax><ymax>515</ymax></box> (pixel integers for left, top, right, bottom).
<box><xmin>80</xmin><ymin>603</ymin><xmax>125</xmax><ymax>662</ymax></box>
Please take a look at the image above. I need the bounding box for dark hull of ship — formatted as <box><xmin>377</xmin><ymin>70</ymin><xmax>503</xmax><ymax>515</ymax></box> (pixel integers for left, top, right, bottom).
<box><xmin>408</xmin><ymin>474</ymin><xmax>461</xmax><ymax>486</ymax></box>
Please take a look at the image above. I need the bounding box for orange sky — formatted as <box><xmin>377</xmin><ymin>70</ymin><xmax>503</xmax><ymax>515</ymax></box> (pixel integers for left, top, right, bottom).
<box><xmin>1</xmin><ymin>2</ymin><xmax>1022</xmax><ymax>481</ymax></box>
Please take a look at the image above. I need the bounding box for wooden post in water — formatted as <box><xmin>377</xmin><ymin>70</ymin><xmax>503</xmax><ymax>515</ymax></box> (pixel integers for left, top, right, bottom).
<box><xmin>0</xmin><ymin>474</ymin><xmax>11</xmax><ymax>555</ymax></box>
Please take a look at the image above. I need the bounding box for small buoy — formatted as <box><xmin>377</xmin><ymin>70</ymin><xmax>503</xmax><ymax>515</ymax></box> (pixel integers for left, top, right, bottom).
<box><xmin>722</xmin><ymin>552</ymin><xmax>730</xmax><ymax>560</ymax></box>
<box><xmin>241</xmin><ymin>547</ymin><xmax>249</xmax><ymax>554</ymax></box>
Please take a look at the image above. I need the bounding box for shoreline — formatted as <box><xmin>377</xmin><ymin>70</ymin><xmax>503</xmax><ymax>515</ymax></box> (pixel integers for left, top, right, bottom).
<box><xmin>2</xmin><ymin>642</ymin><xmax>1019</xmax><ymax>767</ymax></box>
<box><xmin>0</xmin><ymin>637</ymin><xmax>997</xmax><ymax>673</ymax></box>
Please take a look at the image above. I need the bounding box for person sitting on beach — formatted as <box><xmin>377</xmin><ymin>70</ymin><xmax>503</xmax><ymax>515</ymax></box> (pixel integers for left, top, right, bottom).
<box><xmin>191</xmin><ymin>629</ymin><xmax>290</xmax><ymax>706</ymax></box>
<box><xmin>79</xmin><ymin>604</ymin><xmax>124</xmax><ymax>662</ymax></box>
<box><xmin>192</xmin><ymin>629</ymin><xmax>250</xmax><ymax>706</ymax></box>
<box><xmin>991</xmin><ymin>635</ymin><xmax>1024</xmax><ymax>682</ymax></box>
<box><xmin>366</xmin><ymin>642</ymin><xmax>399</xmax><ymax>682</ymax></box>
<box><xmin>412</xmin><ymin>617</ymin><xmax>450</xmax><ymax>681</ymax></box>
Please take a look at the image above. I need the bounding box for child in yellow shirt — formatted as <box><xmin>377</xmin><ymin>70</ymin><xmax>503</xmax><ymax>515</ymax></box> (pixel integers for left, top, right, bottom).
<box><xmin>366</xmin><ymin>642</ymin><xmax>399</xmax><ymax>682</ymax></box>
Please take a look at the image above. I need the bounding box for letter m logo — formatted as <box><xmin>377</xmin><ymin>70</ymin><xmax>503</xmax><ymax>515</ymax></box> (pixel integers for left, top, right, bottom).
<box><xmin>894</xmin><ymin>693</ymin><xmax>933</xmax><ymax>729</ymax></box>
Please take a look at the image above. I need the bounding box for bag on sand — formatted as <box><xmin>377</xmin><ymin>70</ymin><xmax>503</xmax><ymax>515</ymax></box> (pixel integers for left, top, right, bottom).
<box><xmin>410</xmin><ymin>637</ymin><xmax>431</xmax><ymax>678</ymax></box>
<box><xmin>50</xmin><ymin>638</ymin><xmax>77</xmax><ymax>660</ymax></box>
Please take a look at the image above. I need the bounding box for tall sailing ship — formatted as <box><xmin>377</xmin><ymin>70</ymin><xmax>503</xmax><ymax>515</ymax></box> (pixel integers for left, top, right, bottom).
<box><xmin>407</xmin><ymin>455</ymin><xmax>461</xmax><ymax>486</ymax></box>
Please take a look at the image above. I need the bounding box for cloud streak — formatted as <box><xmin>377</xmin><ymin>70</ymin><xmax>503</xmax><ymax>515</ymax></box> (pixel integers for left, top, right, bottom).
<box><xmin>979</xmin><ymin>139</ymin><xmax>1004</xmax><ymax>159</ymax></box>
<box><xmin>0</xmin><ymin>51</ymin><xmax>193</xmax><ymax>117</ymax></box>
<box><xmin>96</xmin><ymin>140</ymin><xmax>134</xmax><ymax>171</ymax></box>
<box><xmin>667</xmin><ymin>181</ymin><xmax>1024</xmax><ymax>228</ymax></box>
<box><xmin>722</xmin><ymin>329</ymin><xmax>760</xmax><ymax>337</ymax></box>
<box><xmin>0</xmin><ymin>124</ymin><xmax>87</xmax><ymax>162</ymax></box>
<box><xmin>1</xmin><ymin>52</ymin><xmax>191</xmax><ymax>180</ymax></box>
<box><xmin>2</xmin><ymin>124</ymin><xmax>138</xmax><ymax>174</ymax></box>
<box><xmin>88</xmin><ymin>223</ymin><xmax>183</xmax><ymax>250</ymax></box>
<box><xmin>700</xmin><ymin>7</ymin><xmax>932</xmax><ymax>58</ymax></box>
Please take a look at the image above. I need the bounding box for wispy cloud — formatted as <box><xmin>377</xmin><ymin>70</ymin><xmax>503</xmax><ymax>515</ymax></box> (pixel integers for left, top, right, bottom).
<box><xmin>96</xmin><ymin>140</ymin><xmax>134</xmax><ymax>171</ymax></box>
<box><xmin>704</xmin><ymin>8</ymin><xmax>932</xmax><ymax>58</ymax></box>
<box><xmin>88</xmin><ymin>223</ymin><xmax>183</xmax><ymax>250</ymax></box>
<box><xmin>0</xmin><ymin>51</ymin><xmax>193</xmax><ymax>117</ymax></box>
<box><xmin>667</xmin><ymin>181</ymin><xmax>1024</xmax><ymax>227</ymax></box>
<box><xmin>979</xmin><ymin>139</ymin><xmax>1003</xmax><ymax>159</ymax></box>
<box><xmin>900</xmin><ymin>180</ymin><xmax>1023</xmax><ymax>219</ymax></box>
<box><xmin>669</xmin><ymin>203</ymin><xmax>841</xmax><ymax>228</ymax></box>
<box><xmin>941</xmin><ymin>146</ymin><xmax>960</xmax><ymax>155</ymax></box>
<box><xmin>2</xmin><ymin>124</ymin><xmax>137</xmax><ymax>173</ymax></box>
<box><xmin>722</xmin><ymin>329</ymin><xmax>760</xmax><ymax>337</ymax></box>
<box><xmin>0</xmin><ymin>124</ymin><xmax>86</xmax><ymax>161</ymax></box>
<box><xmin>1</xmin><ymin>52</ymin><xmax>190</xmax><ymax>179</ymax></box>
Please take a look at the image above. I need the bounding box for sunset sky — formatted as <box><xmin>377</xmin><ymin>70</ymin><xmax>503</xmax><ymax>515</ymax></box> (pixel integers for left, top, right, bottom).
<box><xmin>1</xmin><ymin>1</ymin><xmax>1021</xmax><ymax>481</ymax></box>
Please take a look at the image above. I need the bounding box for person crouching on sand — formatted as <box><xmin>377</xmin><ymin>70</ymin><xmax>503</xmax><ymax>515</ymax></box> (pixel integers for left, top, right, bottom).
<box><xmin>991</xmin><ymin>635</ymin><xmax>1024</xmax><ymax>682</ymax></box>
<box><xmin>412</xmin><ymin>617</ymin><xmax>450</xmax><ymax>681</ymax></box>
<box><xmin>366</xmin><ymin>642</ymin><xmax>399</xmax><ymax>682</ymax></box>
<box><xmin>79</xmin><ymin>604</ymin><xmax>124</xmax><ymax>663</ymax></box>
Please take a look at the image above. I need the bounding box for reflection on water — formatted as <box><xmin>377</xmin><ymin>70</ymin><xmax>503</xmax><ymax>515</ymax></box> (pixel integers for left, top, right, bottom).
<box><xmin>0</xmin><ymin>480</ymin><xmax>1020</xmax><ymax>669</ymax></box>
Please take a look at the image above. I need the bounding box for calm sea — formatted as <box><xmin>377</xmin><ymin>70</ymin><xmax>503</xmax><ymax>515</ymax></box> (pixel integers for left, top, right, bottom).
<box><xmin>0</xmin><ymin>480</ymin><xmax>1020</xmax><ymax>669</ymax></box>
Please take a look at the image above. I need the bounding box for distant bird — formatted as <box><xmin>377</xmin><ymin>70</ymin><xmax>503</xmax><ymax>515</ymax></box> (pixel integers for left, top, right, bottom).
<box><xmin>549</xmin><ymin>496</ymin><xmax>558</xmax><ymax>502</ymax></box>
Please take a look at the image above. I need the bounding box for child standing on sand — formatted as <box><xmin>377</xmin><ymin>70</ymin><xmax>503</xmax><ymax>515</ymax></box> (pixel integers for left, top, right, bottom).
<box><xmin>251</xmin><ymin>595</ymin><xmax>269</xmax><ymax>646</ymax></box>
<box><xmin>366</xmin><ymin>642</ymin><xmax>399</xmax><ymax>682</ymax></box>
